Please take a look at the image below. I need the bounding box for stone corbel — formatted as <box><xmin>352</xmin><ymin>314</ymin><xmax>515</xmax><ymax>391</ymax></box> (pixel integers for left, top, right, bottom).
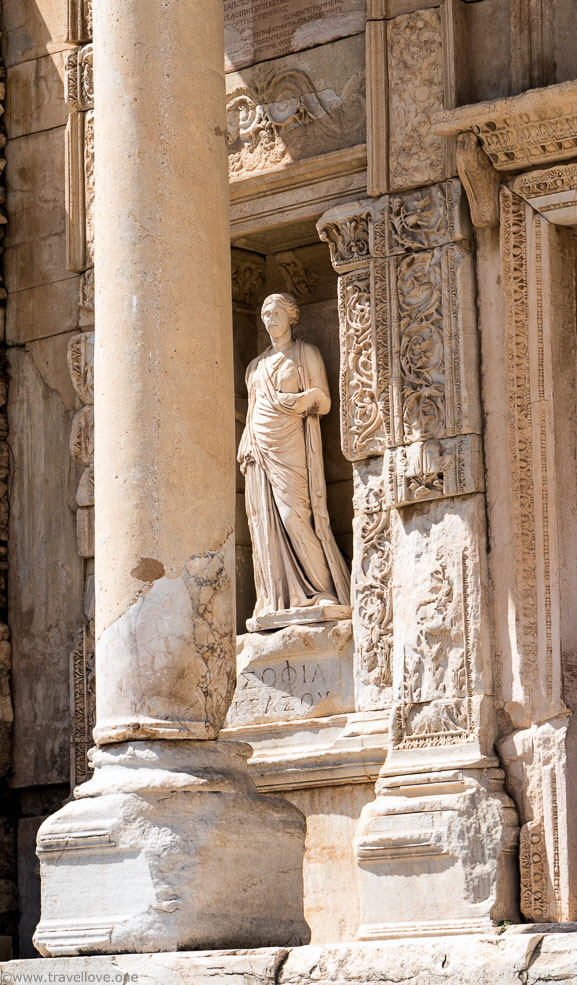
<box><xmin>455</xmin><ymin>131</ymin><xmax>500</xmax><ymax>228</ymax></box>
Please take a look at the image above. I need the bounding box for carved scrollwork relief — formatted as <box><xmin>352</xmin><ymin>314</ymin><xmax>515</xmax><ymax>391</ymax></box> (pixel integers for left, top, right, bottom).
<box><xmin>353</xmin><ymin>507</ymin><xmax>393</xmax><ymax>711</ymax></box>
<box><xmin>226</xmin><ymin>68</ymin><xmax>364</xmax><ymax>177</ymax></box>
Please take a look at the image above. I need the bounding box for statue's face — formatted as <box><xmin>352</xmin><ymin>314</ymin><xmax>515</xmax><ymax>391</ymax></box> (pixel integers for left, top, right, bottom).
<box><xmin>262</xmin><ymin>300</ymin><xmax>292</xmax><ymax>340</ymax></box>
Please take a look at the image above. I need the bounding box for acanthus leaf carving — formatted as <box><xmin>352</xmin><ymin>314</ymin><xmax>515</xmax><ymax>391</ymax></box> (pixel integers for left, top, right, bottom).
<box><xmin>353</xmin><ymin>508</ymin><xmax>393</xmax><ymax>711</ymax></box>
<box><xmin>317</xmin><ymin>211</ymin><xmax>371</xmax><ymax>273</ymax></box>
<box><xmin>231</xmin><ymin>248</ymin><xmax>265</xmax><ymax>312</ymax></box>
<box><xmin>67</xmin><ymin>332</ymin><xmax>94</xmax><ymax>405</ymax></box>
<box><xmin>65</xmin><ymin>44</ymin><xmax>93</xmax><ymax>112</ymax></box>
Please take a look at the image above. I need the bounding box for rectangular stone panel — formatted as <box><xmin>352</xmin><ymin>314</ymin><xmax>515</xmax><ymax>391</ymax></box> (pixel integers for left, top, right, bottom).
<box><xmin>226</xmin><ymin>35</ymin><xmax>365</xmax><ymax>179</ymax></box>
<box><xmin>387</xmin><ymin>7</ymin><xmax>448</xmax><ymax>190</ymax></box>
<box><xmin>4</xmin><ymin>127</ymin><xmax>68</xmax><ymax>292</ymax></box>
<box><xmin>389</xmin><ymin>494</ymin><xmax>493</xmax><ymax>760</ymax></box>
<box><xmin>375</xmin><ymin>242</ymin><xmax>481</xmax><ymax>448</ymax></box>
<box><xmin>5</xmin><ymin>52</ymin><xmax>67</xmax><ymax>139</ymax></box>
<box><xmin>5</xmin><ymin>275</ymin><xmax>80</xmax><ymax>344</ymax></box>
<box><xmin>226</xmin><ymin>621</ymin><xmax>354</xmax><ymax>726</ymax></box>
<box><xmin>2</xmin><ymin>0</ymin><xmax>69</xmax><ymax>67</ymax></box>
<box><xmin>8</xmin><ymin>340</ymin><xmax>84</xmax><ymax>787</ymax></box>
<box><xmin>224</xmin><ymin>0</ymin><xmax>365</xmax><ymax>71</ymax></box>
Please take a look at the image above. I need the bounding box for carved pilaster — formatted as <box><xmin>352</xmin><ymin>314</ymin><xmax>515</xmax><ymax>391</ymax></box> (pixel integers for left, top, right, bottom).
<box><xmin>63</xmin><ymin>20</ymin><xmax>94</xmax><ymax>788</ymax></box>
<box><xmin>495</xmin><ymin>188</ymin><xmax>577</xmax><ymax>921</ymax></box>
<box><xmin>318</xmin><ymin>204</ymin><xmax>383</xmax><ymax>462</ymax></box>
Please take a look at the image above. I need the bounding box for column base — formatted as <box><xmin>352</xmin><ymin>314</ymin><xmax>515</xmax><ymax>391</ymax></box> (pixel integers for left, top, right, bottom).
<box><xmin>354</xmin><ymin>767</ymin><xmax>520</xmax><ymax>938</ymax></box>
<box><xmin>33</xmin><ymin>740</ymin><xmax>310</xmax><ymax>955</ymax></box>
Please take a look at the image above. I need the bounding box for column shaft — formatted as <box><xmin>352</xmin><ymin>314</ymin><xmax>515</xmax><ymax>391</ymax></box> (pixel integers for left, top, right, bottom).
<box><xmin>93</xmin><ymin>0</ymin><xmax>235</xmax><ymax>742</ymax></box>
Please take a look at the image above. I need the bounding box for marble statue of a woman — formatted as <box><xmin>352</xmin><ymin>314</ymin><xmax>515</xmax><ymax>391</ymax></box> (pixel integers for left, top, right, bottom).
<box><xmin>238</xmin><ymin>292</ymin><xmax>350</xmax><ymax>631</ymax></box>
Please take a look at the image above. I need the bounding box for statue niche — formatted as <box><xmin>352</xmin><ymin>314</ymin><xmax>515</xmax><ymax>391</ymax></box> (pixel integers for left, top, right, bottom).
<box><xmin>238</xmin><ymin>292</ymin><xmax>351</xmax><ymax>632</ymax></box>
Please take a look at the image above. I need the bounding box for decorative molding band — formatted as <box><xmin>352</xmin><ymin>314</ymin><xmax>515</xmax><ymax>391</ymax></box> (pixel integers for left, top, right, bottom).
<box><xmin>435</xmin><ymin>80</ymin><xmax>577</xmax><ymax>172</ymax></box>
<box><xmin>510</xmin><ymin>163</ymin><xmax>577</xmax><ymax>226</ymax></box>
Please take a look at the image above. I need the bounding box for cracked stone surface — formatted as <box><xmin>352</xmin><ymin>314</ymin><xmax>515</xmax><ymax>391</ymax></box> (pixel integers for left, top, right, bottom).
<box><xmin>95</xmin><ymin>536</ymin><xmax>236</xmax><ymax>744</ymax></box>
<box><xmin>4</xmin><ymin>935</ymin><xmax>577</xmax><ymax>984</ymax></box>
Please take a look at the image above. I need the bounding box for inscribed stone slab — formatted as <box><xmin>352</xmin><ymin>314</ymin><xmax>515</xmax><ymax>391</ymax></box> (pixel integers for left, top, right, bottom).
<box><xmin>224</xmin><ymin>0</ymin><xmax>365</xmax><ymax>71</ymax></box>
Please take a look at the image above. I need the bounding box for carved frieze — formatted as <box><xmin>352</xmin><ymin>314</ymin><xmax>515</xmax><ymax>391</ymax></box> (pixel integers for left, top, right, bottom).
<box><xmin>71</xmin><ymin>622</ymin><xmax>95</xmax><ymax>786</ymax></box>
<box><xmin>65</xmin><ymin>44</ymin><xmax>93</xmax><ymax>111</ymax></box>
<box><xmin>338</xmin><ymin>268</ymin><xmax>385</xmax><ymax>461</ymax></box>
<box><xmin>519</xmin><ymin>819</ymin><xmax>549</xmax><ymax>921</ymax></box>
<box><xmin>226</xmin><ymin>37</ymin><xmax>365</xmax><ymax>178</ymax></box>
<box><xmin>379</xmin><ymin>243</ymin><xmax>481</xmax><ymax>450</ymax></box>
<box><xmin>435</xmin><ymin>80</ymin><xmax>577</xmax><ymax>172</ymax></box>
<box><xmin>373</xmin><ymin>179</ymin><xmax>468</xmax><ymax>258</ymax></box>
<box><xmin>387</xmin><ymin>9</ymin><xmax>446</xmax><ymax>190</ymax></box>
<box><xmin>67</xmin><ymin>332</ymin><xmax>94</xmax><ymax>405</ymax></box>
<box><xmin>318</xmin><ymin>182</ymin><xmax>479</xmax><ymax>467</ymax></box>
<box><xmin>272</xmin><ymin>251</ymin><xmax>318</xmax><ymax>303</ymax></box>
<box><xmin>499</xmin><ymin>187</ymin><xmax>565</xmax><ymax>713</ymax></box>
<box><xmin>66</xmin><ymin>109</ymin><xmax>94</xmax><ymax>272</ymax></box>
<box><xmin>510</xmin><ymin>163</ymin><xmax>577</xmax><ymax>226</ymax></box>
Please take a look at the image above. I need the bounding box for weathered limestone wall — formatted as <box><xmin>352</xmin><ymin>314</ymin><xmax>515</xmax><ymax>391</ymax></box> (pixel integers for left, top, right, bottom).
<box><xmin>0</xmin><ymin>0</ymin><xmax>85</xmax><ymax>959</ymax></box>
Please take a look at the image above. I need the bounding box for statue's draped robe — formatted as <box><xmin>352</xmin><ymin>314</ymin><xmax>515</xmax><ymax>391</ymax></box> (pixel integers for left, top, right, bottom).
<box><xmin>238</xmin><ymin>339</ymin><xmax>350</xmax><ymax>618</ymax></box>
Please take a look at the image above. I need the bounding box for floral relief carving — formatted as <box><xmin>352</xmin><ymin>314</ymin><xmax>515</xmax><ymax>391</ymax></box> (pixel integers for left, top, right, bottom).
<box><xmin>231</xmin><ymin>249</ymin><xmax>265</xmax><ymax>312</ymax></box>
<box><xmin>318</xmin><ymin>212</ymin><xmax>371</xmax><ymax>272</ymax></box>
<box><xmin>519</xmin><ymin>819</ymin><xmax>549</xmax><ymax>921</ymax></box>
<box><xmin>387</xmin><ymin>8</ymin><xmax>446</xmax><ymax>188</ymax></box>
<box><xmin>65</xmin><ymin>44</ymin><xmax>93</xmax><ymax>111</ymax></box>
<box><xmin>339</xmin><ymin>270</ymin><xmax>385</xmax><ymax>462</ymax></box>
<box><xmin>354</xmin><ymin>509</ymin><xmax>393</xmax><ymax>710</ymax></box>
<box><xmin>397</xmin><ymin>250</ymin><xmax>445</xmax><ymax>442</ymax></box>
<box><xmin>273</xmin><ymin>251</ymin><xmax>318</xmax><ymax>303</ymax></box>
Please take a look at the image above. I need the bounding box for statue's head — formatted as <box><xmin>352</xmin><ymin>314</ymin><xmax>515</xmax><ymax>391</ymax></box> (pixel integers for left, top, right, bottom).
<box><xmin>261</xmin><ymin>293</ymin><xmax>300</xmax><ymax>341</ymax></box>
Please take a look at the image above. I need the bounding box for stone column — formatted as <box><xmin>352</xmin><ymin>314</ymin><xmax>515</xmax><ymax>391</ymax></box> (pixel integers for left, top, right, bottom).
<box><xmin>33</xmin><ymin>0</ymin><xmax>308</xmax><ymax>957</ymax></box>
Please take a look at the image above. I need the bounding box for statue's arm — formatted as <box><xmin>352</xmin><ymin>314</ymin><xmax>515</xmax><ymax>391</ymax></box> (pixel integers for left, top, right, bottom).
<box><xmin>276</xmin><ymin>345</ymin><xmax>331</xmax><ymax>417</ymax></box>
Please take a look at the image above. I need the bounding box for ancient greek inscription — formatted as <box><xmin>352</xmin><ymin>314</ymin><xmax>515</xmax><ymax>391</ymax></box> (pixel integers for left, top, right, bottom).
<box><xmin>224</xmin><ymin>0</ymin><xmax>365</xmax><ymax>71</ymax></box>
<box><xmin>227</xmin><ymin>658</ymin><xmax>338</xmax><ymax>723</ymax></box>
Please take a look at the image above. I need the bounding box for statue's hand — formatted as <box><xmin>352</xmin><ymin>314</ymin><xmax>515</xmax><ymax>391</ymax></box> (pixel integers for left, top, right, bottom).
<box><xmin>238</xmin><ymin>452</ymin><xmax>254</xmax><ymax>475</ymax></box>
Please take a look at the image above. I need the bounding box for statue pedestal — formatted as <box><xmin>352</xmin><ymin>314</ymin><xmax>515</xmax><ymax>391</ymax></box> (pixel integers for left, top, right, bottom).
<box><xmin>34</xmin><ymin>741</ymin><xmax>309</xmax><ymax>956</ymax></box>
<box><xmin>227</xmin><ymin>620</ymin><xmax>354</xmax><ymax>727</ymax></box>
<box><xmin>247</xmin><ymin>605</ymin><xmax>352</xmax><ymax>633</ymax></box>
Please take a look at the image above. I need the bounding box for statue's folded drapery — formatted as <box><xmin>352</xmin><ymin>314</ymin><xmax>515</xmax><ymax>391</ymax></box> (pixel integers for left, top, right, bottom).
<box><xmin>238</xmin><ymin>338</ymin><xmax>350</xmax><ymax>619</ymax></box>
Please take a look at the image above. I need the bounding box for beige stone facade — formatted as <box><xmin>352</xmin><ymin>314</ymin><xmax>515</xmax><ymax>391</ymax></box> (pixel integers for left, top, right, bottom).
<box><xmin>1</xmin><ymin>0</ymin><xmax>577</xmax><ymax>980</ymax></box>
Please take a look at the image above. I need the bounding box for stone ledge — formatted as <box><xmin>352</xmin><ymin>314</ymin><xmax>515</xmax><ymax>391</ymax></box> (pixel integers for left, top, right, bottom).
<box><xmin>2</xmin><ymin>933</ymin><xmax>577</xmax><ymax>985</ymax></box>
